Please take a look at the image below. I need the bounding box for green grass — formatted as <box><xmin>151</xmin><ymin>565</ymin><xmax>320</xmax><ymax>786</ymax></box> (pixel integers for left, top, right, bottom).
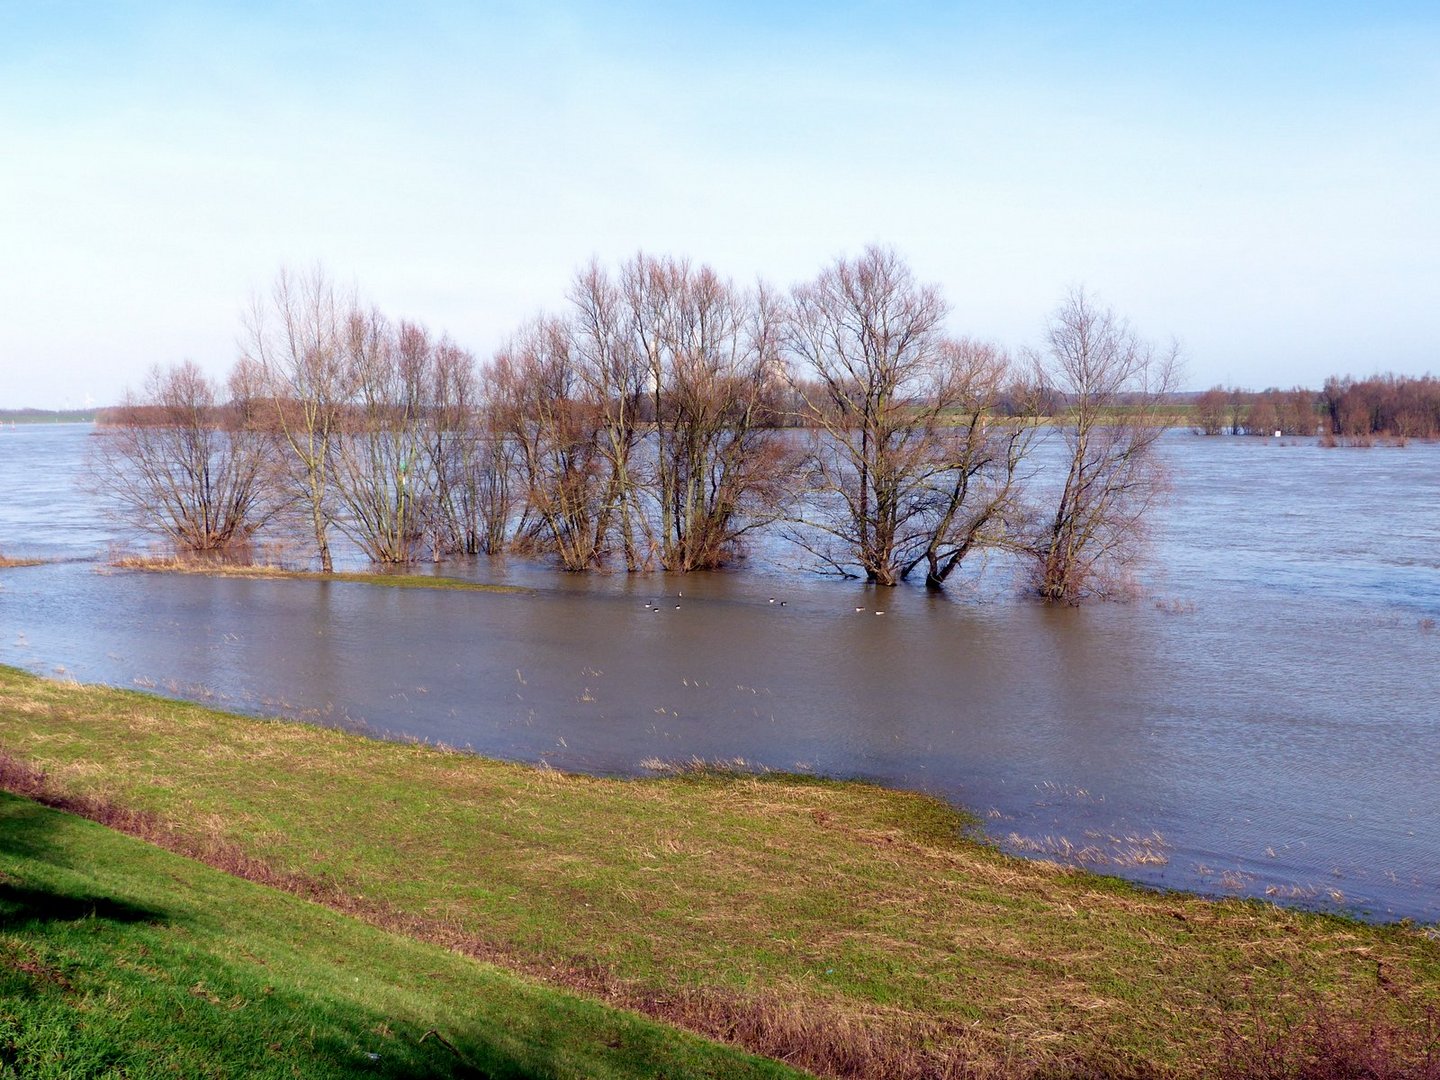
<box><xmin>0</xmin><ymin>791</ymin><xmax>801</xmax><ymax>1079</ymax></box>
<box><xmin>1</xmin><ymin>666</ymin><xmax>1437</xmax><ymax>1077</ymax></box>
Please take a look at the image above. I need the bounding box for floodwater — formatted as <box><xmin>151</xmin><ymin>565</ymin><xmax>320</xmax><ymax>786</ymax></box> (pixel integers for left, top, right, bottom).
<box><xmin>1</xmin><ymin>423</ymin><xmax>1437</xmax><ymax>922</ymax></box>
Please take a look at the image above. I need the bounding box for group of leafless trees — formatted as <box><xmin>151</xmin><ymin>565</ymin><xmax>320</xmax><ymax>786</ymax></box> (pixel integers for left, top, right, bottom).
<box><xmin>1192</xmin><ymin>386</ymin><xmax>1317</xmax><ymax>437</ymax></box>
<box><xmin>1192</xmin><ymin>374</ymin><xmax>1440</xmax><ymax>442</ymax></box>
<box><xmin>92</xmin><ymin>249</ymin><xmax>1179</xmax><ymax>603</ymax></box>
<box><xmin>1321</xmin><ymin>375</ymin><xmax>1440</xmax><ymax>441</ymax></box>
<box><xmin>489</xmin><ymin>256</ymin><xmax>792</xmax><ymax>573</ymax></box>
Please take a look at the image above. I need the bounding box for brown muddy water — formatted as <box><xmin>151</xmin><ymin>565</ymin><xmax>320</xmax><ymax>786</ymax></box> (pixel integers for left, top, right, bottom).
<box><xmin>1</xmin><ymin>423</ymin><xmax>1437</xmax><ymax>921</ymax></box>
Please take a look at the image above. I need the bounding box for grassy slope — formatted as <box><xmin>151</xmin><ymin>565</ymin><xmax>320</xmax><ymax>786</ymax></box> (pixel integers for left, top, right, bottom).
<box><xmin>0</xmin><ymin>791</ymin><xmax>800</xmax><ymax>1079</ymax></box>
<box><xmin>1</xmin><ymin>666</ymin><xmax>1437</xmax><ymax>1077</ymax></box>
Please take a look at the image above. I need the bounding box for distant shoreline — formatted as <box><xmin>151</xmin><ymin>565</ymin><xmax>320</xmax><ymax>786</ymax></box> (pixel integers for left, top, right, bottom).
<box><xmin>0</xmin><ymin>408</ymin><xmax>98</xmax><ymax>424</ymax></box>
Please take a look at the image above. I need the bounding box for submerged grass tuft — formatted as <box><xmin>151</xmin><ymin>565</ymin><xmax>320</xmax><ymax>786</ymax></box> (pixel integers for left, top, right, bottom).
<box><xmin>110</xmin><ymin>554</ymin><xmax>528</xmax><ymax>593</ymax></box>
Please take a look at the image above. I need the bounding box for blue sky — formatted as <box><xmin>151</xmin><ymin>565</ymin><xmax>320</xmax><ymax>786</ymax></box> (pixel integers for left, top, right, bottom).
<box><xmin>2</xmin><ymin>1</ymin><xmax>1437</xmax><ymax>407</ymax></box>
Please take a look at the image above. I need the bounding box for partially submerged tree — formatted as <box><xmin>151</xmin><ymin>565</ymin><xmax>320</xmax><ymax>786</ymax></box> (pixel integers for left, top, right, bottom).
<box><xmin>1192</xmin><ymin>385</ymin><xmax>1228</xmax><ymax>435</ymax></box>
<box><xmin>490</xmin><ymin>318</ymin><xmax>611</xmax><ymax>570</ymax></box>
<box><xmin>1321</xmin><ymin>374</ymin><xmax>1438</xmax><ymax>441</ymax></box>
<box><xmin>655</xmin><ymin>277</ymin><xmax>790</xmax><ymax>571</ymax></box>
<box><xmin>1245</xmin><ymin>387</ymin><xmax>1317</xmax><ymax>438</ymax></box>
<box><xmin>627</xmin><ymin>257</ymin><xmax>788</xmax><ymax>571</ymax></box>
<box><xmin>784</xmin><ymin>246</ymin><xmax>1033</xmax><ymax>587</ymax></box>
<box><xmin>1226</xmin><ymin>386</ymin><xmax>1248</xmax><ymax>435</ymax></box>
<box><xmin>425</xmin><ymin>339</ymin><xmax>513</xmax><ymax>556</ymax></box>
<box><xmin>521</xmin><ymin>253</ymin><xmax>791</xmax><ymax>573</ymax></box>
<box><xmin>1031</xmin><ymin>288</ymin><xmax>1179</xmax><ymax>604</ymax></box>
<box><xmin>569</xmin><ymin>260</ymin><xmax>651</xmax><ymax>569</ymax></box>
<box><xmin>329</xmin><ymin>312</ymin><xmax>438</xmax><ymax>564</ymax></box>
<box><xmin>92</xmin><ymin>361</ymin><xmax>276</xmax><ymax>553</ymax></box>
<box><xmin>242</xmin><ymin>266</ymin><xmax>351</xmax><ymax>572</ymax></box>
<box><xmin>900</xmin><ymin>338</ymin><xmax>1037</xmax><ymax>589</ymax></box>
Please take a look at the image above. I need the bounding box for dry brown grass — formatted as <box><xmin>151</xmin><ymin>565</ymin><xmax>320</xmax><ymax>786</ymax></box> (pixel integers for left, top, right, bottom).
<box><xmin>109</xmin><ymin>554</ymin><xmax>526</xmax><ymax>592</ymax></box>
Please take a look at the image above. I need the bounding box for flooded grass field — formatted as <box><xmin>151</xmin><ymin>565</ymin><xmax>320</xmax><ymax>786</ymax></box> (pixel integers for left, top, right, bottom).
<box><xmin>1</xmin><ymin>423</ymin><xmax>1437</xmax><ymax>921</ymax></box>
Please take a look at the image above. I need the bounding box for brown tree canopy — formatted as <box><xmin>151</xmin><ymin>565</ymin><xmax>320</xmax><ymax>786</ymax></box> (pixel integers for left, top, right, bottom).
<box><xmin>1031</xmin><ymin>289</ymin><xmax>1179</xmax><ymax>604</ymax></box>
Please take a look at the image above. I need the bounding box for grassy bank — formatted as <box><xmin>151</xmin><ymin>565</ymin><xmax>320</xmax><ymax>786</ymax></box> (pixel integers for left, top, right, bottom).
<box><xmin>0</xmin><ymin>790</ymin><xmax>799</xmax><ymax>1079</ymax></box>
<box><xmin>111</xmin><ymin>556</ymin><xmax>528</xmax><ymax>593</ymax></box>
<box><xmin>1</xmin><ymin>667</ymin><xmax>1437</xmax><ymax>1078</ymax></box>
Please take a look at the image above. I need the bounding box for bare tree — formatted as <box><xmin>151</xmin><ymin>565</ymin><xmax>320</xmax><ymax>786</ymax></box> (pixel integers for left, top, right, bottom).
<box><xmin>621</xmin><ymin>254</ymin><xmax>684</xmax><ymax>564</ymax></box>
<box><xmin>91</xmin><ymin>361</ymin><xmax>276</xmax><ymax>553</ymax></box>
<box><xmin>899</xmin><ymin>339</ymin><xmax>1037</xmax><ymax>589</ymax></box>
<box><xmin>1245</xmin><ymin>392</ymin><xmax>1280</xmax><ymax>437</ymax></box>
<box><xmin>570</xmin><ymin>260</ymin><xmax>652</xmax><ymax>569</ymax></box>
<box><xmin>1030</xmin><ymin>288</ymin><xmax>1179</xmax><ymax>604</ymax></box>
<box><xmin>425</xmin><ymin>340</ymin><xmax>514</xmax><ymax>556</ymax></box>
<box><xmin>1322</xmin><ymin>374</ymin><xmax>1440</xmax><ymax>441</ymax></box>
<box><xmin>1226</xmin><ymin>386</ymin><xmax>1248</xmax><ymax>435</ymax></box>
<box><xmin>1193</xmin><ymin>385</ymin><xmax>1228</xmax><ymax>435</ymax></box>
<box><xmin>242</xmin><ymin>266</ymin><xmax>351</xmax><ymax>572</ymax></box>
<box><xmin>660</xmin><ymin>277</ymin><xmax>792</xmax><ymax>571</ymax></box>
<box><xmin>532</xmin><ymin>254</ymin><xmax>792</xmax><ymax>573</ymax></box>
<box><xmin>635</xmin><ymin>259</ymin><xmax>787</xmax><ymax>571</ymax></box>
<box><xmin>329</xmin><ymin>312</ymin><xmax>436</xmax><ymax>564</ymax></box>
<box><xmin>783</xmin><ymin>246</ymin><xmax>1033</xmax><ymax>587</ymax></box>
<box><xmin>490</xmin><ymin>318</ymin><xmax>610</xmax><ymax>570</ymax></box>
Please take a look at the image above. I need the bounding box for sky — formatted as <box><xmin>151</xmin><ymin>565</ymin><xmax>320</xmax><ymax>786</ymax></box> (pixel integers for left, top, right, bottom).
<box><xmin>2</xmin><ymin>1</ymin><xmax>1437</xmax><ymax>408</ymax></box>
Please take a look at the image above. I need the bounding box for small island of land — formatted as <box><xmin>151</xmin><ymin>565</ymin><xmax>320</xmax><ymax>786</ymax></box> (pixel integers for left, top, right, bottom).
<box><xmin>110</xmin><ymin>555</ymin><xmax>530</xmax><ymax>594</ymax></box>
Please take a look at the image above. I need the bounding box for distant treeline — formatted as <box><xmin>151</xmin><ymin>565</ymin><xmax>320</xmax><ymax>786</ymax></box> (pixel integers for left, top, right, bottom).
<box><xmin>0</xmin><ymin>408</ymin><xmax>98</xmax><ymax>424</ymax></box>
<box><xmin>1190</xmin><ymin>374</ymin><xmax>1440</xmax><ymax>440</ymax></box>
